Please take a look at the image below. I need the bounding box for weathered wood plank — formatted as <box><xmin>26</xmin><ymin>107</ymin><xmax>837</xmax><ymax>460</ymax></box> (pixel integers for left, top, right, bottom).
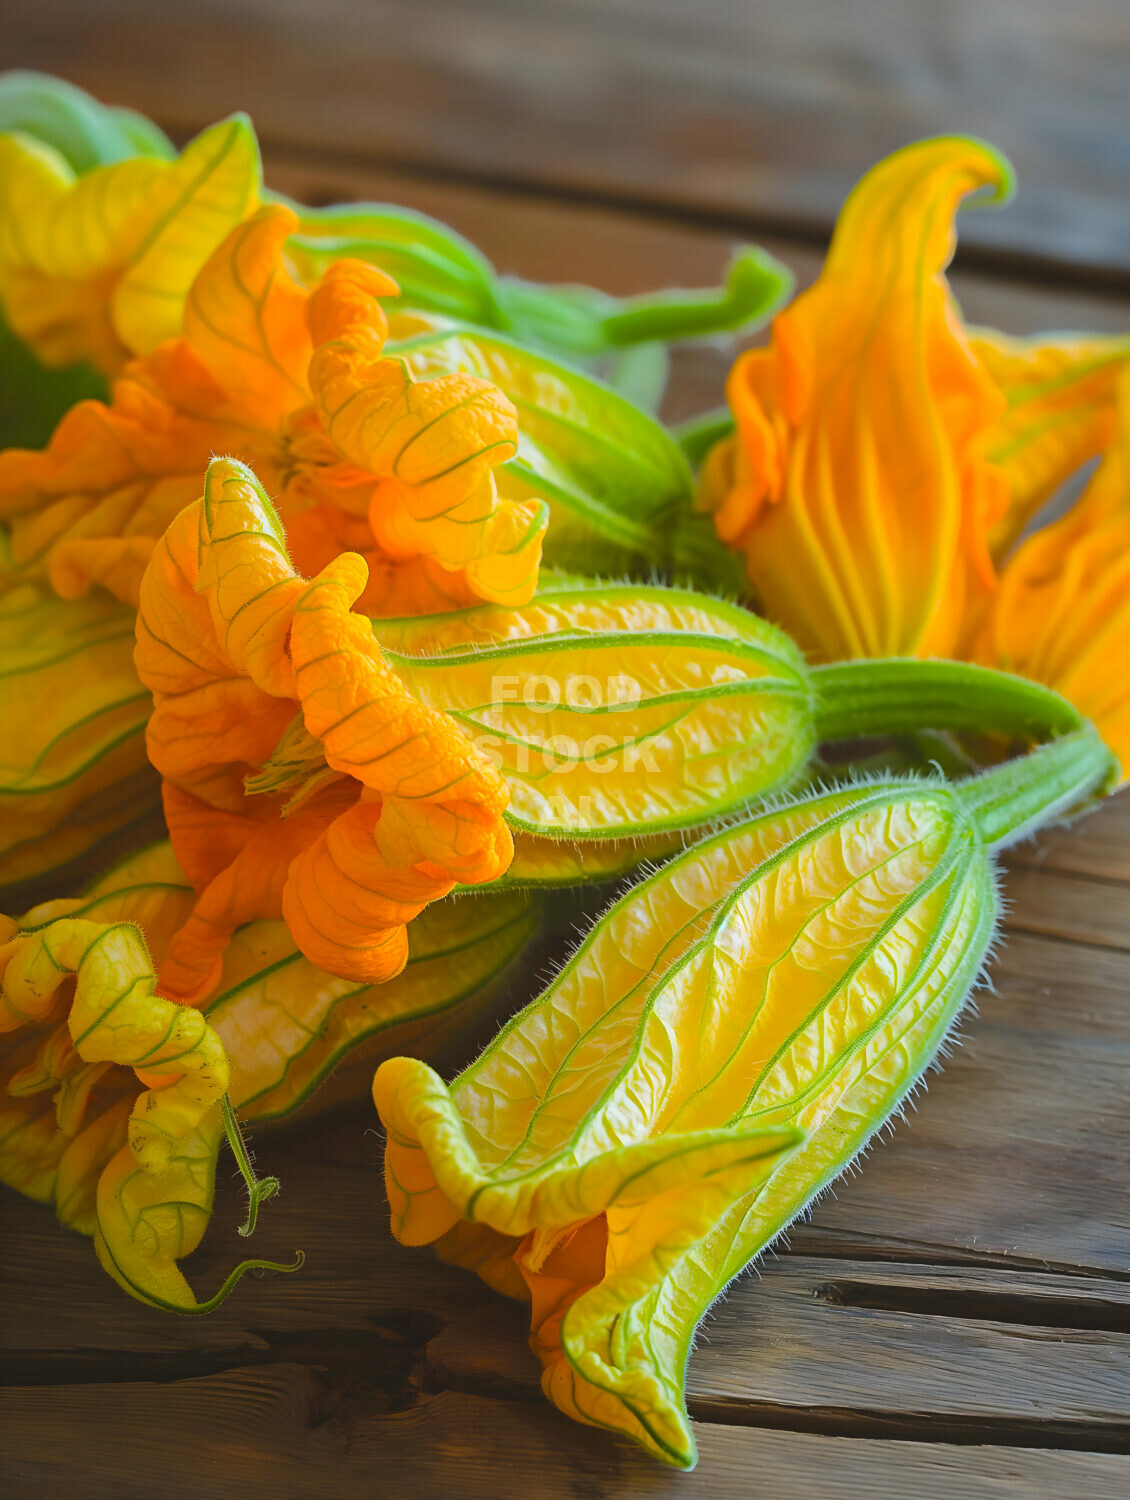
<box><xmin>1001</xmin><ymin>868</ymin><xmax>1130</xmax><ymax>952</ymax></box>
<box><xmin>4</xmin><ymin>0</ymin><xmax>1130</xmax><ymax>279</ymax></box>
<box><xmin>5</xmin><ymin>1143</ymin><xmax>1128</xmax><ymax>1439</ymax></box>
<box><xmin>2</xmin><ymin>1379</ymin><xmax>1128</xmax><ymax>1500</ymax></box>
<box><xmin>790</xmin><ymin>915</ymin><xmax>1130</xmax><ymax>1271</ymax></box>
<box><xmin>1006</xmin><ymin>792</ymin><xmax>1130</xmax><ymax>885</ymax></box>
<box><xmin>259</xmin><ymin>152</ymin><xmax>1130</xmax><ymax>434</ymax></box>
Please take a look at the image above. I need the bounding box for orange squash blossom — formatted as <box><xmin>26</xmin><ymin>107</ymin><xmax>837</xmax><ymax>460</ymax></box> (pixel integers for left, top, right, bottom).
<box><xmin>134</xmin><ymin>457</ymin><xmax>513</xmax><ymax>1004</ymax></box>
<box><xmin>0</xmin><ymin>204</ymin><xmax>546</xmax><ymax>613</ymax></box>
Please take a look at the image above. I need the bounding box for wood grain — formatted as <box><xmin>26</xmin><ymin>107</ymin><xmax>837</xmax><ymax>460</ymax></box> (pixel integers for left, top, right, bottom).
<box><xmin>5</xmin><ymin>1380</ymin><xmax>1128</xmax><ymax>1500</ymax></box>
<box><xmin>255</xmin><ymin>152</ymin><xmax>1130</xmax><ymax>433</ymax></box>
<box><xmin>3</xmin><ymin>0</ymin><xmax>1130</xmax><ymax>281</ymax></box>
<box><xmin>2</xmin><ymin>12</ymin><xmax>1129</xmax><ymax>1494</ymax></box>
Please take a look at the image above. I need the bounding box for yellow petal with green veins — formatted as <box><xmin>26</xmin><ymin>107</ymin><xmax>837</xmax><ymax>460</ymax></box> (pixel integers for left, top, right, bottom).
<box><xmin>478</xmin><ymin>828</ymin><xmax>685</xmax><ymax>891</ymax></box>
<box><xmin>0</xmin><ymin>916</ymin><xmax>229</xmax><ymax>1168</ymax></box>
<box><xmin>111</xmin><ymin>116</ymin><xmax>260</xmax><ymax>356</ymax></box>
<box><xmin>210</xmin><ymin>888</ymin><xmax>541</xmax><ymax>1123</ymax></box>
<box><xmin>375</xmin><ymin>769</ymin><xmax>1029</xmax><ymax>1467</ymax></box>
<box><xmin>54</xmin><ymin>1094</ymin><xmax>133</xmax><ymax>1235</ymax></box>
<box><xmin>94</xmin><ymin>1105</ymin><xmax>225</xmax><ymax>1311</ymax></box>
<box><xmin>0</xmin><ymin>117</ymin><xmax>259</xmax><ymax>373</ymax></box>
<box><xmin>380</xmin><ymin>582</ymin><xmax>813</xmax><ymax>841</ymax></box>
<box><xmin>0</xmin><ymin>583</ymin><xmax>159</xmax><ymax>889</ymax></box>
<box><xmin>372</xmin><ymin>579</ymin><xmax>788</xmax><ymax>657</ymax></box>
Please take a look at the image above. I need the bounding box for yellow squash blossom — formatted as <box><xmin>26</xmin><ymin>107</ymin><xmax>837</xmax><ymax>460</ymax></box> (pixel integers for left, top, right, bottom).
<box><xmin>1</xmin><ymin>841</ymin><xmax>536</xmax><ymax>1306</ymax></box>
<box><xmin>135</xmin><ymin>457</ymin><xmax>514</xmax><ymax>1004</ymax></box>
<box><xmin>969</xmin><ymin>368</ymin><xmax>1130</xmax><ymax>777</ymax></box>
<box><xmin>0</xmin><ymin>116</ymin><xmax>259</xmax><ymax>374</ymax></box>
<box><xmin>133</xmin><ymin>457</ymin><xmax>816</xmax><ymax>997</ymax></box>
<box><xmin>375</xmin><ymin>721</ymin><xmax>1114</xmax><ymax>1468</ymax></box>
<box><xmin>971</xmin><ymin>328</ymin><xmax>1130</xmax><ymax>558</ymax></box>
<box><xmin>0</xmin><ymin>578</ymin><xmax>159</xmax><ymax>894</ymax></box>
<box><xmin>0</xmin><ymin>844</ymin><xmax>246</xmax><ymax>1309</ymax></box>
<box><xmin>0</xmin><ymin>203</ymin><xmax>546</xmax><ymax>612</ymax></box>
<box><xmin>136</xmin><ymin>456</ymin><xmax>1101</xmax><ymax>996</ymax></box>
<box><xmin>698</xmin><ymin>136</ymin><xmax>1128</xmax><ymax>663</ymax></box>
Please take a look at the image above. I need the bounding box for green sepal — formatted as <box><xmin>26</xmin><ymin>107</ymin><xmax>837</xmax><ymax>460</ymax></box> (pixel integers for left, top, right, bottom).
<box><xmin>385</xmin><ymin>318</ymin><xmax>693</xmax><ymax>574</ymax></box>
<box><xmin>0</xmin><ymin>70</ymin><xmax>175</xmax><ymax>172</ymax></box>
<box><xmin>281</xmin><ymin>198</ymin><xmax>510</xmax><ymax>328</ymax></box>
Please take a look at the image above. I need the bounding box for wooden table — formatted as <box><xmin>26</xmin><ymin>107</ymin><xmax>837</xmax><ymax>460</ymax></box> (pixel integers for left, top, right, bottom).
<box><xmin>2</xmin><ymin>5</ymin><xmax>1129</xmax><ymax>1496</ymax></box>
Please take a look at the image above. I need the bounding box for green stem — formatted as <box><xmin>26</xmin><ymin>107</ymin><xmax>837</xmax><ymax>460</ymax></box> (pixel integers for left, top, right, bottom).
<box><xmin>221</xmin><ymin>1093</ymin><xmax>279</xmax><ymax>1239</ymax></box>
<box><xmin>812</xmin><ymin>658</ymin><xmax>1086</xmax><ymax>743</ymax></box>
<box><xmin>959</xmin><ymin>724</ymin><xmax>1117</xmax><ymax>849</ymax></box>
<box><xmin>169</xmin><ymin>1251</ymin><xmax>306</xmax><ymax>1318</ymax></box>
<box><xmin>600</xmin><ymin>247</ymin><xmax>792</xmax><ymax>347</ymax></box>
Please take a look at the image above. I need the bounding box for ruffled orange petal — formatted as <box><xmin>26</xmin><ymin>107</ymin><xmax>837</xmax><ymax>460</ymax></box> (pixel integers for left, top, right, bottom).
<box><xmin>306</xmin><ymin>260</ymin><xmax>546</xmax><ymax>606</ymax></box>
<box><xmin>1</xmin><ymin>202</ymin><xmax>545</xmax><ymax>611</ymax></box>
<box><xmin>135</xmin><ymin>458</ymin><xmax>512</xmax><ymax>1001</ymax></box>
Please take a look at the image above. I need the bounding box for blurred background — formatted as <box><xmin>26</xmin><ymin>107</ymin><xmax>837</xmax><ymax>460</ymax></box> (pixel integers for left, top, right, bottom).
<box><xmin>3</xmin><ymin>0</ymin><xmax>1129</xmax><ymax>419</ymax></box>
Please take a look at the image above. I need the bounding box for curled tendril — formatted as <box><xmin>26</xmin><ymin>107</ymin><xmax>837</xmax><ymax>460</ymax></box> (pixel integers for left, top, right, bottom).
<box><xmin>160</xmin><ymin>1250</ymin><xmax>306</xmax><ymax>1318</ymax></box>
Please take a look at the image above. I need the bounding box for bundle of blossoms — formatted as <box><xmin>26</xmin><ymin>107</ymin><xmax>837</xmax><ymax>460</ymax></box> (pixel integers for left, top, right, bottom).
<box><xmin>0</xmin><ymin>74</ymin><xmax>1125</xmax><ymax>1469</ymax></box>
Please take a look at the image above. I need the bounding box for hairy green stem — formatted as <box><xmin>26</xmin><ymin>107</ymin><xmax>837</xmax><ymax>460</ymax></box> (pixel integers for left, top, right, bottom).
<box><xmin>812</xmin><ymin>658</ymin><xmax>1085</xmax><ymax>743</ymax></box>
<box><xmin>169</xmin><ymin>1251</ymin><xmax>306</xmax><ymax>1318</ymax></box>
<box><xmin>958</xmin><ymin>724</ymin><xmax>1117</xmax><ymax>849</ymax></box>
<box><xmin>221</xmin><ymin>1093</ymin><xmax>279</xmax><ymax>1238</ymax></box>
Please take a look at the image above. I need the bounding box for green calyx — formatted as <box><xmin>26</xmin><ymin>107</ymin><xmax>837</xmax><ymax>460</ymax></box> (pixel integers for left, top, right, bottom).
<box><xmin>495</xmin><ymin>245</ymin><xmax>792</xmax><ymax>361</ymax></box>
<box><xmin>812</xmin><ymin>657</ymin><xmax>1085</xmax><ymax>742</ymax></box>
<box><xmin>813</xmin><ymin>657</ymin><xmax>1118</xmax><ymax>847</ymax></box>
<box><xmin>957</xmin><ymin>725</ymin><xmax>1116</xmax><ymax>849</ymax></box>
<box><xmin>0</xmin><ymin>70</ymin><xmax>175</xmax><ymax>172</ymax></box>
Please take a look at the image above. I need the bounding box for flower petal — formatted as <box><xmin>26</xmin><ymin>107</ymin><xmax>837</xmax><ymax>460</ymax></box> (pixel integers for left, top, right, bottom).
<box><xmin>136</xmin><ymin>457</ymin><xmax>514</xmax><ymax>998</ymax></box>
<box><xmin>379</xmin><ymin>579</ymin><xmax>813</xmax><ymax>838</ymax></box>
<box><xmin>971</xmin><ymin>368</ymin><xmax>1130</xmax><ymax>776</ymax></box>
<box><xmin>971</xmin><ymin>327</ymin><xmax>1130</xmax><ymax>557</ymax></box>
<box><xmin>0</xmin><ymin>582</ymin><xmax>159</xmax><ymax>888</ymax></box>
<box><xmin>376</xmin><ymin>777</ymin><xmax>999</xmax><ymax>1465</ymax></box>
<box><xmin>0</xmin><ymin>117</ymin><xmax>259</xmax><ymax>373</ymax></box>
<box><xmin>700</xmin><ymin>136</ymin><xmax>1014</xmax><ymax>659</ymax></box>
<box><xmin>211</xmin><ymin>887</ymin><xmax>539</xmax><ymax>1121</ymax></box>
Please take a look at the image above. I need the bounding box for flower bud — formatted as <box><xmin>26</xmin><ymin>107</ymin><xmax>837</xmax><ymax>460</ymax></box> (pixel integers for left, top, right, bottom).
<box><xmin>374</xmin><ymin>725</ymin><xmax>1113</xmax><ymax>1468</ymax></box>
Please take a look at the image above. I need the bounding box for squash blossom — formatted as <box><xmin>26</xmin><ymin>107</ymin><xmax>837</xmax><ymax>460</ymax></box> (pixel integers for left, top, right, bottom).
<box><xmin>0</xmin><ymin>203</ymin><xmax>548</xmax><ymax>613</ymax></box>
<box><xmin>136</xmin><ymin>456</ymin><xmax>1102</xmax><ymax>999</ymax></box>
<box><xmin>0</xmin><ymin>116</ymin><xmax>259</xmax><ymax>375</ymax></box>
<box><xmin>374</xmin><ymin>713</ymin><xmax>1115</xmax><ymax>1468</ymax></box>
<box><xmin>968</xmin><ymin>367</ymin><xmax>1130</xmax><ymax>778</ymax></box>
<box><xmin>0</xmin><ymin>579</ymin><xmax>160</xmax><ymax>894</ymax></box>
<box><xmin>0</xmin><ymin>840</ymin><xmax>539</xmax><ymax>1307</ymax></box>
<box><xmin>969</xmin><ymin>327</ymin><xmax>1130</xmax><ymax>560</ymax></box>
<box><xmin>0</xmin><ymin>843</ymin><xmax>297</xmax><ymax>1311</ymax></box>
<box><xmin>135</xmin><ymin>457</ymin><xmax>515</xmax><ymax>1003</ymax></box>
<box><xmin>696</xmin><ymin>135</ymin><xmax>1129</xmax><ymax>662</ymax></box>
